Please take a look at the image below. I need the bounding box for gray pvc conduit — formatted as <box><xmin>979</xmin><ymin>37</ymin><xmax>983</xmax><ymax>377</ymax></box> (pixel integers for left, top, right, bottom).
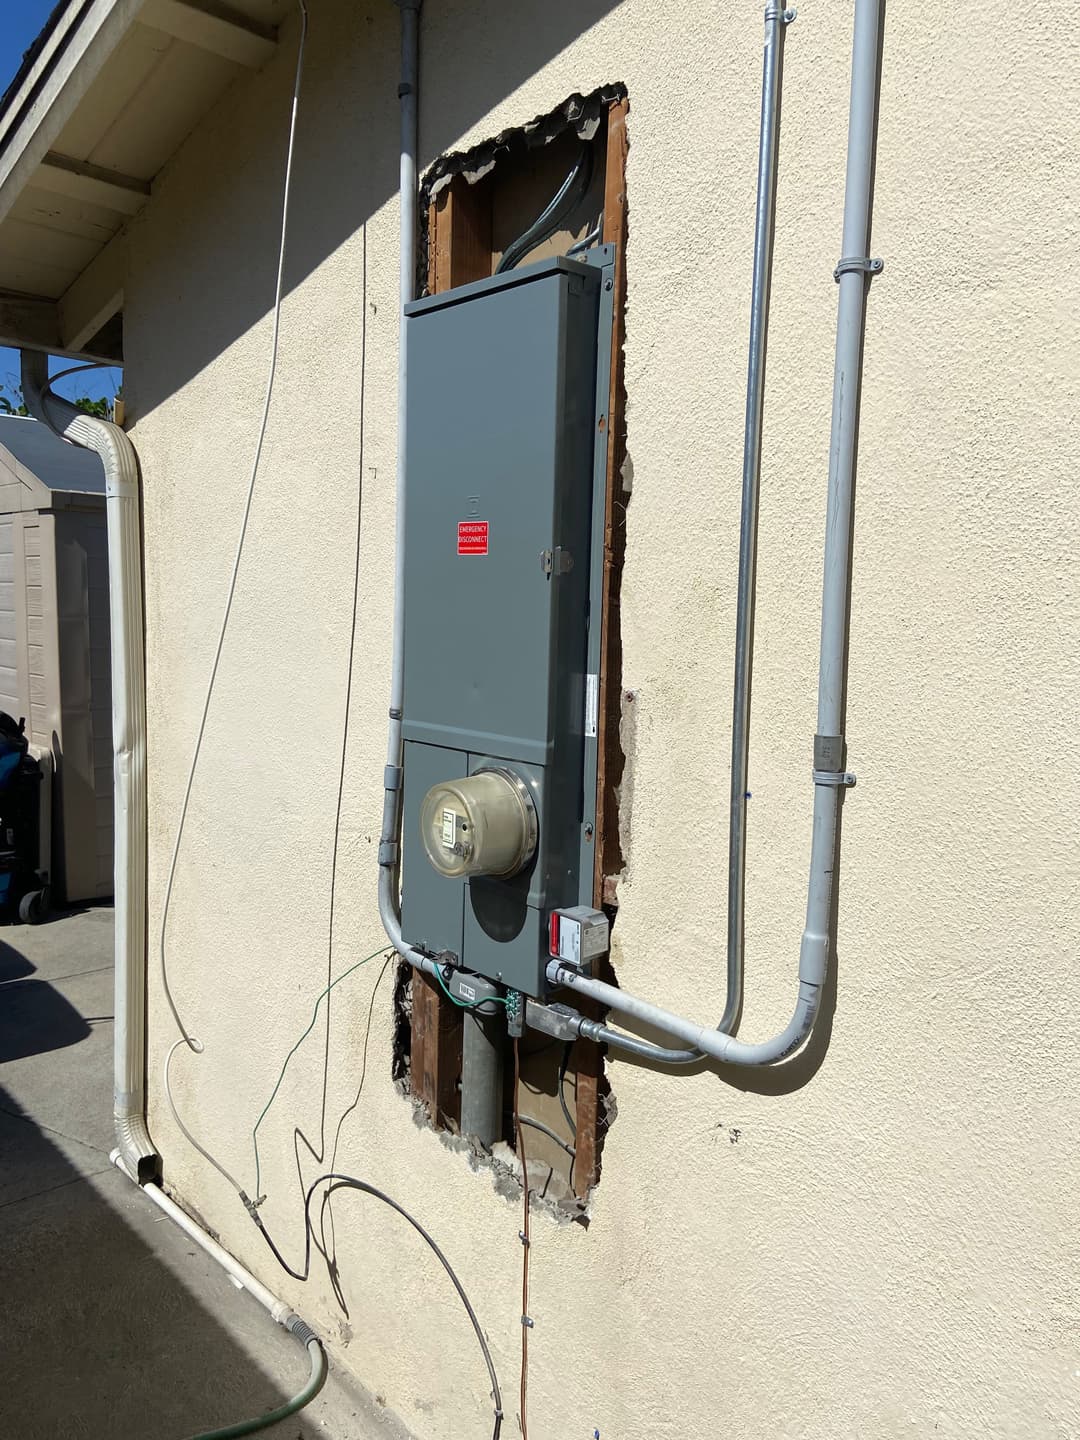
<box><xmin>543</xmin><ymin>0</ymin><xmax>885</xmax><ymax>1067</ymax></box>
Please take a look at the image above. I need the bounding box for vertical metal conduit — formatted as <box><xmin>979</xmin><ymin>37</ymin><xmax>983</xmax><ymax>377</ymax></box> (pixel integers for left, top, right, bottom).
<box><xmin>545</xmin><ymin>0</ymin><xmax>886</xmax><ymax>1067</ymax></box>
<box><xmin>724</xmin><ymin>2</ymin><xmax>796</xmax><ymax>1035</ymax></box>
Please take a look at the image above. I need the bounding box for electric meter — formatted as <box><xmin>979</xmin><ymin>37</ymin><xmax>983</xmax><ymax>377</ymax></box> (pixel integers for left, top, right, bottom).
<box><xmin>420</xmin><ymin>768</ymin><xmax>538</xmax><ymax>880</ymax></box>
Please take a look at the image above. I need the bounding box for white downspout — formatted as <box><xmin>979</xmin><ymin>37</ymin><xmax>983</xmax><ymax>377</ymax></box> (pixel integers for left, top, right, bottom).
<box><xmin>21</xmin><ymin>350</ymin><xmax>158</xmax><ymax>1179</ymax></box>
<box><xmin>20</xmin><ymin>342</ymin><xmax>328</xmax><ymax>1410</ymax></box>
<box><xmin>24</xmin><ymin>7</ymin><xmax>329</xmax><ymax>1428</ymax></box>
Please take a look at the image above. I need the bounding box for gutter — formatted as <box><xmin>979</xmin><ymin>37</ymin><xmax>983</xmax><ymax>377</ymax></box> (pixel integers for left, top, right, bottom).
<box><xmin>0</xmin><ymin>0</ymin><xmax>149</xmax><ymax>228</ymax></box>
<box><xmin>0</xmin><ymin>2</ymin><xmax>92</xmax><ymax>154</ymax></box>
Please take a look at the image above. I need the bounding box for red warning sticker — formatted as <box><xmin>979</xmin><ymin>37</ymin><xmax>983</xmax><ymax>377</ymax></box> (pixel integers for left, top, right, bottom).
<box><xmin>457</xmin><ymin>520</ymin><xmax>489</xmax><ymax>556</ymax></box>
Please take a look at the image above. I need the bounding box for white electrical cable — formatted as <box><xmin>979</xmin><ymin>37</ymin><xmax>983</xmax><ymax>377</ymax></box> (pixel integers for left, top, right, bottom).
<box><xmin>160</xmin><ymin>0</ymin><xmax>309</xmax><ymax>1196</ymax></box>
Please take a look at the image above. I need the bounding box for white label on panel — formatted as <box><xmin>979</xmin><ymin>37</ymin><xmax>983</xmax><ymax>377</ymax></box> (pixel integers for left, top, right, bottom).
<box><xmin>585</xmin><ymin>673</ymin><xmax>599</xmax><ymax>738</ymax></box>
<box><xmin>558</xmin><ymin>918</ymin><xmax>581</xmax><ymax>965</ymax></box>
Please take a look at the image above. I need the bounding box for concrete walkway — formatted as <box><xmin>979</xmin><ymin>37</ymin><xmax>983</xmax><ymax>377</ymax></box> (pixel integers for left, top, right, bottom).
<box><xmin>0</xmin><ymin>906</ymin><xmax>407</xmax><ymax>1440</ymax></box>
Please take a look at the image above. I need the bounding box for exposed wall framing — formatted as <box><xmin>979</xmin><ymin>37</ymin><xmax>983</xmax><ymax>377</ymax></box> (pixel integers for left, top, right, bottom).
<box><xmin>406</xmin><ymin>174</ymin><xmax>492</xmax><ymax>1133</ymax></box>
<box><xmin>402</xmin><ymin>88</ymin><xmax>629</xmax><ymax>1206</ymax></box>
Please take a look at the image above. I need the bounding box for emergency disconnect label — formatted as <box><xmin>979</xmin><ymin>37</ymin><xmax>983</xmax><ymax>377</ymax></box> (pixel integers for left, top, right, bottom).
<box><xmin>457</xmin><ymin>520</ymin><xmax>489</xmax><ymax>555</ymax></box>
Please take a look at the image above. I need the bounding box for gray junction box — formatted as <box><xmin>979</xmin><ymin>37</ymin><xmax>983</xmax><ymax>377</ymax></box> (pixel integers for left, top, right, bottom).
<box><xmin>400</xmin><ymin>254</ymin><xmax>613</xmax><ymax>996</ymax></box>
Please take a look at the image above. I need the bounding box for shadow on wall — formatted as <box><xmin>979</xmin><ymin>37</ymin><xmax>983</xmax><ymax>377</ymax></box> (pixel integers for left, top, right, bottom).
<box><xmin>602</xmin><ymin>812</ymin><xmax>849</xmax><ymax>1100</ymax></box>
<box><xmin>606</xmin><ymin>946</ymin><xmax>840</xmax><ymax>1099</ymax></box>
<box><xmin>0</xmin><ymin>1084</ymin><xmax>334</xmax><ymax>1440</ymax></box>
<box><xmin>129</xmin><ymin>0</ymin><xmax>624</xmax><ymax>416</ymax></box>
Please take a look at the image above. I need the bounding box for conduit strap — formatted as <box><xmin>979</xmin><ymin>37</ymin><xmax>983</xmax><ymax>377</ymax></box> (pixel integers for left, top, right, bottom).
<box><xmin>834</xmin><ymin>254</ymin><xmax>884</xmax><ymax>282</ymax></box>
<box><xmin>812</xmin><ymin>769</ymin><xmax>857</xmax><ymax>788</ymax></box>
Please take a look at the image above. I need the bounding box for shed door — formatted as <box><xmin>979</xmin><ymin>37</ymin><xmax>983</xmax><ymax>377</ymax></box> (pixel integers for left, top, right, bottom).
<box><xmin>0</xmin><ymin>517</ymin><xmax>20</xmax><ymax>719</ymax></box>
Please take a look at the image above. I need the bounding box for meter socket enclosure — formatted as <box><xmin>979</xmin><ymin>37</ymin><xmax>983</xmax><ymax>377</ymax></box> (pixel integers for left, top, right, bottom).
<box><xmin>399</xmin><ymin>254</ymin><xmax>614</xmax><ymax>996</ymax></box>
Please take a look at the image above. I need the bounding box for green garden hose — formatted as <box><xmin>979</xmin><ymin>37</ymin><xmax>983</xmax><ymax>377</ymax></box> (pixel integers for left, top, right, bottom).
<box><xmin>187</xmin><ymin>1332</ymin><xmax>327</xmax><ymax>1440</ymax></box>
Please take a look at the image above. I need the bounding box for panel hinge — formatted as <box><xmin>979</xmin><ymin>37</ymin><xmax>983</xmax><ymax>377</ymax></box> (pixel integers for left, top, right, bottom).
<box><xmin>539</xmin><ymin>546</ymin><xmax>574</xmax><ymax>578</ymax></box>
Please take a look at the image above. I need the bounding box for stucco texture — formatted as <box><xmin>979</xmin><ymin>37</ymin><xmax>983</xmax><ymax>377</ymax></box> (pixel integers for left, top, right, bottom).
<box><xmin>127</xmin><ymin>2</ymin><xmax>1080</xmax><ymax>1437</ymax></box>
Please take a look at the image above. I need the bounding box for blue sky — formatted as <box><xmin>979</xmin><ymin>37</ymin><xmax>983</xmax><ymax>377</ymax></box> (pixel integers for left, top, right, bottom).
<box><xmin>0</xmin><ymin>1</ymin><xmax>123</xmax><ymax>407</ymax></box>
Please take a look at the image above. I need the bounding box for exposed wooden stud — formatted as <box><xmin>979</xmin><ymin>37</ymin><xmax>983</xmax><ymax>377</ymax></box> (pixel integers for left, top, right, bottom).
<box><xmin>594</xmin><ymin>95</ymin><xmax>630</xmax><ymax>909</ymax></box>
<box><xmin>572</xmin><ymin>96</ymin><xmax>630</xmax><ymax>1199</ymax></box>
<box><xmin>433</xmin><ymin>175</ymin><xmax>493</xmax><ymax>294</ymax></box>
<box><xmin>140</xmin><ymin>0</ymin><xmax>277</xmax><ymax>70</ymax></box>
<box><xmin>410</xmin><ymin>972</ymin><xmax>464</xmax><ymax>1129</ymax></box>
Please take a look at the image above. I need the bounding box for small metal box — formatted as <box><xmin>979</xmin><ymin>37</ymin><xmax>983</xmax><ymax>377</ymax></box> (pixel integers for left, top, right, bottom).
<box><xmin>400</xmin><ymin>256</ymin><xmax>610</xmax><ymax>995</ymax></box>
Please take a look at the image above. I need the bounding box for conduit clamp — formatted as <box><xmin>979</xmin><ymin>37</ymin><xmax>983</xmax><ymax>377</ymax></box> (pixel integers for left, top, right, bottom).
<box><xmin>834</xmin><ymin>255</ymin><xmax>885</xmax><ymax>282</ymax></box>
<box><xmin>764</xmin><ymin>4</ymin><xmax>797</xmax><ymax>21</ymax></box>
<box><xmin>812</xmin><ymin>769</ymin><xmax>857</xmax><ymax>788</ymax></box>
<box><xmin>384</xmin><ymin>764</ymin><xmax>402</xmax><ymax>792</ymax></box>
<box><xmin>378</xmin><ymin>839</ymin><xmax>400</xmax><ymax>867</ymax></box>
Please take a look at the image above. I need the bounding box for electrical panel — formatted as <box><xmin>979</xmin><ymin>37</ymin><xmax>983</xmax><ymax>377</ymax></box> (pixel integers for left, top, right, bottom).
<box><xmin>400</xmin><ymin>254</ymin><xmax>614</xmax><ymax>996</ymax></box>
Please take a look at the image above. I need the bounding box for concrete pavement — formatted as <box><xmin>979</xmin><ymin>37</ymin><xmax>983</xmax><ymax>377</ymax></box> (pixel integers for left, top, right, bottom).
<box><xmin>0</xmin><ymin>905</ymin><xmax>409</xmax><ymax>1440</ymax></box>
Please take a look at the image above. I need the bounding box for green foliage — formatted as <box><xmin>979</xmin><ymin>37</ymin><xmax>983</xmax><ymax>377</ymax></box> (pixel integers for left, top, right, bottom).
<box><xmin>0</xmin><ymin>383</ymin><xmax>112</xmax><ymax>420</ymax></box>
<box><xmin>0</xmin><ymin>386</ymin><xmax>28</xmax><ymax>416</ymax></box>
<box><xmin>72</xmin><ymin>395</ymin><xmax>110</xmax><ymax>419</ymax></box>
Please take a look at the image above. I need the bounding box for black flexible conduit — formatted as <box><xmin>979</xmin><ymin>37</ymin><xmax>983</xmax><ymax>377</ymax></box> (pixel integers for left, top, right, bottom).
<box><xmin>244</xmin><ymin>1174</ymin><xmax>503</xmax><ymax>1439</ymax></box>
<box><xmin>495</xmin><ymin>140</ymin><xmax>594</xmax><ymax>274</ymax></box>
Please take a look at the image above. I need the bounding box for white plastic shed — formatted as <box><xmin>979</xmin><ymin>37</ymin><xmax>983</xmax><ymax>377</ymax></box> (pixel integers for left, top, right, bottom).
<box><xmin>0</xmin><ymin>416</ymin><xmax>112</xmax><ymax>904</ymax></box>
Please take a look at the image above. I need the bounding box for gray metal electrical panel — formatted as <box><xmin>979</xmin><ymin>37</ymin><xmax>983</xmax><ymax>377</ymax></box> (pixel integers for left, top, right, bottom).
<box><xmin>400</xmin><ymin>254</ymin><xmax>613</xmax><ymax>996</ymax></box>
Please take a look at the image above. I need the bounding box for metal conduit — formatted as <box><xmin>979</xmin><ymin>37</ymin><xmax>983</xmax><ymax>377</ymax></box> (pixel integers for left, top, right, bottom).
<box><xmin>541</xmin><ymin>0</ymin><xmax>886</xmax><ymax>1067</ymax></box>
<box><xmin>723</xmin><ymin>0</ymin><xmax>796</xmax><ymax>1036</ymax></box>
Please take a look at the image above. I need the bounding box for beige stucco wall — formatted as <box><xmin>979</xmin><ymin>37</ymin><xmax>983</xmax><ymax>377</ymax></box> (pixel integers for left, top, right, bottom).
<box><xmin>127</xmin><ymin>2</ymin><xmax>1080</xmax><ymax>1437</ymax></box>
